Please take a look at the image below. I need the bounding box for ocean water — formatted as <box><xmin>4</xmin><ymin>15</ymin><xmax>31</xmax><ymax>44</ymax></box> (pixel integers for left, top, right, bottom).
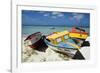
<box><xmin>22</xmin><ymin>26</ymin><xmax>89</xmax><ymax>37</ymax></box>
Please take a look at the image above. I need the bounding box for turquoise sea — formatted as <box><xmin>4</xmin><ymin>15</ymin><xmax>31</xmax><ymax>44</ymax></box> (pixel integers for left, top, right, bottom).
<box><xmin>22</xmin><ymin>26</ymin><xmax>89</xmax><ymax>37</ymax></box>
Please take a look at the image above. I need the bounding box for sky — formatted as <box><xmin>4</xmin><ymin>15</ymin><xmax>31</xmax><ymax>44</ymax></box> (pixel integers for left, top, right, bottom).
<box><xmin>22</xmin><ymin>10</ymin><xmax>90</xmax><ymax>27</ymax></box>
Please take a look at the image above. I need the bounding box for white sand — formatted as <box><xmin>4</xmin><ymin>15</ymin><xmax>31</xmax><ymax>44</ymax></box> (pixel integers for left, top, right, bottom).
<box><xmin>79</xmin><ymin>37</ymin><xmax>90</xmax><ymax>59</ymax></box>
<box><xmin>22</xmin><ymin>37</ymin><xmax>90</xmax><ymax>62</ymax></box>
<box><xmin>22</xmin><ymin>37</ymin><xmax>70</xmax><ymax>62</ymax></box>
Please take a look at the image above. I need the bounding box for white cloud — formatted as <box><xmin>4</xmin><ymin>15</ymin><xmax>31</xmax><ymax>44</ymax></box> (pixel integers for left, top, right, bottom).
<box><xmin>43</xmin><ymin>13</ymin><xmax>49</xmax><ymax>17</ymax></box>
<box><xmin>52</xmin><ymin>12</ymin><xmax>64</xmax><ymax>17</ymax></box>
<box><xmin>58</xmin><ymin>13</ymin><xmax>64</xmax><ymax>17</ymax></box>
<box><xmin>38</xmin><ymin>11</ymin><xmax>45</xmax><ymax>13</ymax></box>
<box><xmin>51</xmin><ymin>16</ymin><xmax>57</xmax><ymax>19</ymax></box>
<box><xmin>52</xmin><ymin>12</ymin><xmax>59</xmax><ymax>15</ymax></box>
<box><xmin>38</xmin><ymin>11</ymin><xmax>64</xmax><ymax>19</ymax></box>
<box><xmin>72</xmin><ymin>13</ymin><xmax>84</xmax><ymax>21</ymax></box>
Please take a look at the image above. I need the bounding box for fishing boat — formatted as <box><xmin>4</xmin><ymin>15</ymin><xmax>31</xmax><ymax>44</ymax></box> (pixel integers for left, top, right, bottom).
<box><xmin>45</xmin><ymin>26</ymin><xmax>89</xmax><ymax>57</ymax></box>
<box><xmin>69</xmin><ymin>27</ymin><xmax>88</xmax><ymax>39</ymax></box>
<box><xmin>44</xmin><ymin>39</ymin><xmax>78</xmax><ymax>57</ymax></box>
<box><xmin>24</xmin><ymin>32</ymin><xmax>48</xmax><ymax>52</ymax></box>
<box><xmin>45</xmin><ymin>30</ymin><xmax>84</xmax><ymax>57</ymax></box>
<box><xmin>50</xmin><ymin>27</ymin><xmax>55</xmax><ymax>29</ymax></box>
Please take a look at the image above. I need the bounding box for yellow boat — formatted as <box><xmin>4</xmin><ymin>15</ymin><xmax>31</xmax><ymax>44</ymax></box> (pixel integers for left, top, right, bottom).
<box><xmin>69</xmin><ymin>27</ymin><xmax>88</xmax><ymax>39</ymax></box>
<box><xmin>46</xmin><ymin>30</ymin><xmax>83</xmax><ymax>49</ymax></box>
<box><xmin>47</xmin><ymin>30</ymin><xmax>69</xmax><ymax>45</ymax></box>
<box><xmin>46</xmin><ymin>27</ymin><xmax>88</xmax><ymax>49</ymax></box>
<box><xmin>45</xmin><ymin>27</ymin><xmax>89</xmax><ymax>58</ymax></box>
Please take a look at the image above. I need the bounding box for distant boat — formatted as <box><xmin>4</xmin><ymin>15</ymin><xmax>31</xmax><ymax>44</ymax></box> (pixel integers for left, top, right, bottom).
<box><xmin>50</xmin><ymin>27</ymin><xmax>55</xmax><ymax>29</ymax></box>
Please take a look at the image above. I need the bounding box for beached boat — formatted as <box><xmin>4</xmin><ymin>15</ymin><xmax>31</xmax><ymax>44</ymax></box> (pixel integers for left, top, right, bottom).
<box><xmin>46</xmin><ymin>30</ymin><xmax>84</xmax><ymax>48</ymax></box>
<box><xmin>24</xmin><ymin>32</ymin><xmax>48</xmax><ymax>51</ymax></box>
<box><xmin>45</xmin><ymin>26</ymin><xmax>89</xmax><ymax>57</ymax></box>
<box><xmin>69</xmin><ymin>27</ymin><xmax>88</xmax><ymax>39</ymax></box>
<box><xmin>24</xmin><ymin>32</ymin><xmax>42</xmax><ymax>48</ymax></box>
<box><xmin>45</xmin><ymin>30</ymin><xmax>85</xmax><ymax>57</ymax></box>
<box><xmin>44</xmin><ymin>39</ymin><xmax>78</xmax><ymax>57</ymax></box>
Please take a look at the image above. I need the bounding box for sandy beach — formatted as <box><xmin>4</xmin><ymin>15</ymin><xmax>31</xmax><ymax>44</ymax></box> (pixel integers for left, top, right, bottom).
<box><xmin>22</xmin><ymin>36</ymin><xmax>90</xmax><ymax>62</ymax></box>
<box><xmin>22</xmin><ymin>37</ymin><xmax>72</xmax><ymax>62</ymax></box>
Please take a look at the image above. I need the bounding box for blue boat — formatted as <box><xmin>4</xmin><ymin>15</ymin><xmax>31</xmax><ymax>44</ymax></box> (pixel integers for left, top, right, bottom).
<box><xmin>44</xmin><ymin>39</ymin><xmax>81</xmax><ymax>58</ymax></box>
<box><xmin>45</xmin><ymin>30</ymin><xmax>85</xmax><ymax>57</ymax></box>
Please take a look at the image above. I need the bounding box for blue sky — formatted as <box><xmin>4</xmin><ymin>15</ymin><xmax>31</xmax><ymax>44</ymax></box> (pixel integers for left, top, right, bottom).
<box><xmin>22</xmin><ymin>10</ymin><xmax>90</xmax><ymax>27</ymax></box>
